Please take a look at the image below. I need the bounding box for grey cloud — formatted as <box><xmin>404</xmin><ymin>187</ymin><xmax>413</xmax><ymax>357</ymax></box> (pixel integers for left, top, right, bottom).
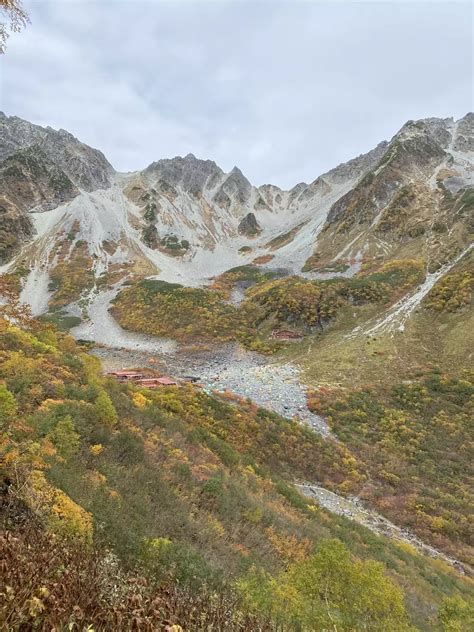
<box><xmin>0</xmin><ymin>0</ymin><xmax>472</xmax><ymax>188</ymax></box>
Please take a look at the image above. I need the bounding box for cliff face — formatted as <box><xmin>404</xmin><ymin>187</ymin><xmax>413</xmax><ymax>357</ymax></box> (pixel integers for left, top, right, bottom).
<box><xmin>0</xmin><ymin>146</ymin><xmax>78</xmax><ymax>262</ymax></box>
<box><xmin>305</xmin><ymin>115</ymin><xmax>473</xmax><ymax>275</ymax></box>
<box><xmin>238</xmin><ymin>212</ymin><xmax>261</xmax><ymax>236</ymax></box>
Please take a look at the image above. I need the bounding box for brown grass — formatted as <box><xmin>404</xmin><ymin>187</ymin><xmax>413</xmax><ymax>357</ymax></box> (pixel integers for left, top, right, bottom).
<box><xmin>0</xmin><ymin>498</ymin><xmax>275</xmax><ymax>631</ymax></box>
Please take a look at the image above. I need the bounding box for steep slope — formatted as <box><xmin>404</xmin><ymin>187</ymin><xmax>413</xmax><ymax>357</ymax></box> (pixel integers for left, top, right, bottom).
<box><xmin>0</xmin><ymin>112</ymin><xmax>113</xmax><ymax>266</ymax></box>
<box><xmin>0</xmin><ymin>113</ymin><xmax>387</xmax><ymax>318</ymax></box>
<box><xmin>0</xmin><ymin>146</ymin><xmax>78</xmax><ymax>263</ymax></box>
<box><xmin>0</xmin><ymin>112</ymin><xmax>113</xmax><ymax>190</ymax></box>
<box><xmin>1</xmin><ymin>311</ymin><xmax>473</xmax><ymax>630</ymax></box>
<box><xmin>305</xmin><ymin>115</ymin><xmax>473</xmax><ymax>278</ymax></box>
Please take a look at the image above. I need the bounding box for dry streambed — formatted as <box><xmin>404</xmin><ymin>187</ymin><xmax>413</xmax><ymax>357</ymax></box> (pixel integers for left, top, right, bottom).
<box><xmin>92</xmin><ymin>343</ymin><xmax>329</xmax><ymax>436</ymax></box>
<box><xmin>297</xmin><ymin>484</ymin><xmax>466</xmax><ymax>573</ymax></box>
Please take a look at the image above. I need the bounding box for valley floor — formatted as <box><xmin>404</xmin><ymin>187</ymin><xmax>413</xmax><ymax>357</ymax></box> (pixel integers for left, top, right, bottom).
<box><xmin>91</xmin><ymin>342</ymin><xmax>330</xmax><ymax>436</ymax></box>
<box><xmin>90</xmin><ymin>339</ymin><xmax>467</xmax><ymax>575</ymax></box>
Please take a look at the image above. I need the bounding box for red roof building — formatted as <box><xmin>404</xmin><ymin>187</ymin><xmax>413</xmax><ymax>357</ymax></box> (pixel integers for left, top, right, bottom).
<box><xmin>106</xmin><ymin>370</ymin><xmax>147</xmax><ymax>381</ymax></box>
<box><xmin>135</xmin><ymin>376</ymin><xmax>179</xmax><ymax>388</ymax></box>
<box><xmin>156</xmin><ymin>376</ymin><xmax>178</xmax><ymax>386</ymax></box>
<box><xmin>271</xmin><ymin>329</ymin><xmax>303</xmax><ymax>341</ymax></box>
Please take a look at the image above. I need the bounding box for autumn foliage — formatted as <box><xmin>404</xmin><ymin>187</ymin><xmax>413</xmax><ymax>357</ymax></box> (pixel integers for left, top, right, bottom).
<box><xmin>1</xmin><ymin>316</ymin><xmax>472</xmax><ymax>629</ymax></box>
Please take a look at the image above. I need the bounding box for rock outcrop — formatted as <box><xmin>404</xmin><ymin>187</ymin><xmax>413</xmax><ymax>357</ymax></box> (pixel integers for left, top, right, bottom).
<box><xmin>238</xmin><ymin>212</ymin><xmax>261</xmax><ymax>236</ymax></box>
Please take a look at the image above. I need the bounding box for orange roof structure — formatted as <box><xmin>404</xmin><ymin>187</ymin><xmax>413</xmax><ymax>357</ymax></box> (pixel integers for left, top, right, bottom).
<box><xmin>156</xmin><ymin>376</ymin><xmax>178</xmax><ymax>386</ymax></box>
<box><xmin>106</xmin><ymin>370</ymin><xmax>146</xmax><ymax>380</ymax></box>
<box><xmin>135</xmin><ymin>376</ymin><xmax>179</xmax><ymax>388</ymax></box>
<box><xmin>271</xmin><ymin>329</ymin><xmax>303</xmax><ymax>340</ymax></box>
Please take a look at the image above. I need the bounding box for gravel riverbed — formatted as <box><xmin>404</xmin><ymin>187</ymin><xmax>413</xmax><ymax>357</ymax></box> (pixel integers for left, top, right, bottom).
<box><xmin>92</xmin><ymin>343</ymin><xmax>330</xmax><ymax>437</ymax></box>
<box><xmin>298</xmin><ymin>484</ymin><xmax>466</xmax><ymax>573</ymax></box>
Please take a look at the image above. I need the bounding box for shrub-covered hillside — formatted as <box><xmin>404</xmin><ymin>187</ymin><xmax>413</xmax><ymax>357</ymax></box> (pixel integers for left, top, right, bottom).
<box><xmin>110</xmin><ymin>260</ymin><xmax>427</xmax><ymax>352</ymax></box>
<box><xmin>1</xmin><ymin>310</ymin><xmax>473</xmax><ymax>630</ymax></box>
<box><xmin>309</xmin><ymin>370</ymin><xmax>474</xmax><ymax>566</ymax></box>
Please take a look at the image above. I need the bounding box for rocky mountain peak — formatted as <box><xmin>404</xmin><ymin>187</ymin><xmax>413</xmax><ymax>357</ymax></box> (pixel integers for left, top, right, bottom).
<box><xmin>0</xmin><ymin>112</ymin><xmax>45</xmax><ymax>162</ymax></box>
<box><xmin>454</xmin><ymin>113</ymin><xmax>474</xmax><ymax>152</ymax></box>
<box><xmin>145</xmin><ymin>154</ymin><xmax>224</xmax><ymax>195</ymax></box>
<box><xmin>225</xmin><ymin>166</ymin><xmax>252</xmax><ymax>193</ymax></box>
<box><xmin>0</xmin><ymin>113</ymin><xmax>113</xmax><ymax>191</ymax></box>
<box><xmin>212</xmin><ymin>165</ymin><xmax>252</xmax><ymax>210</ymax></box>
<box><xmin>1</xmin><ymin>111</ymin><xmax>471</xmax><ymax>296</ymax></box>
<box><xmin>396</xmin><ymin>117</ymin><xmax>454</xmax><ymax>150</ymax></box>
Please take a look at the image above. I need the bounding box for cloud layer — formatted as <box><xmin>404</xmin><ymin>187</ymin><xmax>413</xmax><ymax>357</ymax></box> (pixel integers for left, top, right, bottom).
<box><xmin>1</xmin><ymin>0</ymin><xmax>472</xmax><ymax>187</ymax></box>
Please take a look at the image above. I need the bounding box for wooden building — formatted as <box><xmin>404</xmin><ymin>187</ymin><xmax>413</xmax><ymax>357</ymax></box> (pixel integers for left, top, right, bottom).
<box><xmin>106</xmin><ymin>370</ymin><xmax>147</xmax><ymax>382</ymax></box>
<box><xmin>135</xmin><ymin>376</ymin><xmax>179</xmax><ymax>389</ymax></box>
<box><xmin>271</xmin><ymin>329</ymin><xmax>303</xmax><ymax>341</ymax></box>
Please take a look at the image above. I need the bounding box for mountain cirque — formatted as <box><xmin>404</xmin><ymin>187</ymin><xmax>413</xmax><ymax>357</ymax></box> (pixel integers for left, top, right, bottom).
<box><xmin>1</xmin><ymin>111</ymin><xmax>474</xmax><ymax>574</ymax></box>
<box><xmin>0</xmin><ymin>112</ymin><xmax>472</xmax><ymax>317</ymax></box>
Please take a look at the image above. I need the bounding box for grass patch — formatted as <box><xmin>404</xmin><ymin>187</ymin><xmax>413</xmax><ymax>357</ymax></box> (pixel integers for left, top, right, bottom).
<box><xmin>41</xmin><ymin>311</ymin><xmax>82</xmax><ymax>331</ymax></box>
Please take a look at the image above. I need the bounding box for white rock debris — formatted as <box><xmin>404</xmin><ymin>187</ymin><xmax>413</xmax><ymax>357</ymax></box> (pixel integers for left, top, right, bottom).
<box><xmin>349</xmin><ymin>243</ymin><xmax>474</xmax><ymax>338</ymax></box>
<box><xmin>298</xmin><ymin>483</ymin><xmax>467</xmax><ymax>573</ymax></box>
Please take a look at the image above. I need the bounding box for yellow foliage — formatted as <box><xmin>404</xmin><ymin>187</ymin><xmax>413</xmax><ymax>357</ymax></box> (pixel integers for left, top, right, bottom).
<box><xmin>89</xmin><ymin>443</ymin><xmax>104</xmax><ymax>456</ymax></box>
<box><xmin>424</xmin><ymin>271</ymin><xmax>473</xmax><ymax>312</ymax></box>
<box><xmin>243</xmin><ymin>506</ymin><xmax>263</xmax><ymax>525</ymax></box>
<box><xmin>265</xmin><ymin>526</ymin><xmax>311</xmax><ymax>562</ymax></box>
<box><xmin>40</xmin><ymin>439</ymin><xmax>57</xmax><ymax>459</ymax></box>
<box><xmin>131</xmin><ymin>391</ymin><xmax>149</xmax><ymax>409</ymax></box>
<box><xmin>27</xmin><ymin>470</ymin><xmax>93</xmax><ymax>543</ymax></box>
<box><xmin>431</xmin><ymin>516</ymin><xmax>450</xmax><ymax>533</ymax></box>
<box><xmin>206</xmin><ymin>514</ymin><xmax>226</xmax><ymax>539</ymax></box>
<box><xmin>148</xmin><ymin>537</ymin><xmax>172</xmax><ymax>552</ymax></box>
<box><xmin>58</xmin><ymin>334</ymin><xmax>78</xmax><ymax>354</ymax></box>
<box><xmin>38</xmin><ymin>399</ymin><xmax>65</xmax><ymax>411</ymax></box>
<box><xmin>86</xmin><ymin>470</ymin><xmax>107</xmax><ymax>487</ymax></box>
<box><xmin>27</xmin><ymin>596</ymin><xmax>45</xmax><ymax>618</ymax></box>
<box><xmin>396</xmin><ymin>541</ymin><xmax>419</xmax><ymax>557</ymax></box>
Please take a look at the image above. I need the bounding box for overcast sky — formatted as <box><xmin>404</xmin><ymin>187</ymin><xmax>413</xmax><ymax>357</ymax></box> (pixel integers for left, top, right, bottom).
<box><xmin>0</xmin><ymin>1</ymin><xmax>472</xmax><ymax>188</ymax></box>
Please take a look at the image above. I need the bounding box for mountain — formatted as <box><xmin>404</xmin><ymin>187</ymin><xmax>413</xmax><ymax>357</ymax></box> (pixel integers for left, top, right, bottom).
<box><xmin>1</xmin><ymin>113</ymin><xmax>473</xmax><ymax>629</ymax></box>
<box><xmin>0</xmin><ymin>110</ymin><xmax>471</xmax><ymax>346</ymax></box>
<box><xmin>311</xmin><ymin>115</ymin><xmax>473</xmax><ymax>276</ymax></box>
<box><xmin>0</xmin><ymin>111</ymin><xmax>387</xmax><ymax>291</ymax></box>
<box><xmin>0</xmin><ymin>112</ymin><xmax>113</xmax><ymax>266</ymax></box>
<box><xmin>0</xmin><ymin>112</ymin><xmax>113</xmax><ymax>189</ymax></box>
